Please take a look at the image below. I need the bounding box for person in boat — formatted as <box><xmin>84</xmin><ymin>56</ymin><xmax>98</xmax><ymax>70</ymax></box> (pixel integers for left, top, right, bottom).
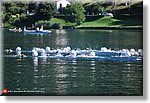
<box><xmin>18</xmin><ymin>28</ymin><xmax>22</xmax><ymax>32</ymax></box>
<box><xmin>40</xmin><ymin>25</ymin><xmax>44</xmax><ymax>31</ymax></box>
<box><xmin>36</xmin><ymin>27</ymin><xmax>40</xmax><ymax>31</ymax></box>
<box><xmin>14</xmin><ymin>27</ymin><xmax>17</xmax><ymax>30</ymax></box>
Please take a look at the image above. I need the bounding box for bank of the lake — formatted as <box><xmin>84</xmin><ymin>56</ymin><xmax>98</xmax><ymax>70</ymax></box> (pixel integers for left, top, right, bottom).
<box><xmin>51</xmin><ymin>15</ymin><xmax>143</xmax><ymax>30</ymax></box>
<box><xmin>75</xmin><ymin>26</ymin><xmax>142</xmax><ymax>30</ymax></box>
<box><xmin>2</xmin><ymin>15</ymin><xmax>143</xmax><ymax>30</ymax></box>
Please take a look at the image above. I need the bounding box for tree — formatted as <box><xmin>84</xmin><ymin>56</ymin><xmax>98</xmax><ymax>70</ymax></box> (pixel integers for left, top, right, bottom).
<box><xmin>8</xmin><ymin>6</ymin><xmax>21</xmax><ymax>15</ymax></box>
<box><xmin>13</xmin><ymin>14</ymin><xmax>27</xmax><ymax>28</ymax></box>
<box><xmin>83</xmin><ymin>2</ymin><xmax>105</xmax><ymax>15</ymax></box>
<box><xmin>28</xmin><ymin>2</ymin><xmax>37</xmax><ymax>13</ymax></box>
<box><xmin>64</xmin><ymin>2</ymin><xmax>85</xmax><ymax>25</ymax></box>
<box><xmin>83</xmin><ymin>3</ymin><xmax>93</xmax><ymax>15</ymax></box>
<box><xmin>4</xmin><ymin>13</ymin><xmax>11</xmax><ymax>22</ymax></box>
<box><xmin>19</xmin><ymin>14</ymin><xmax>28</xmax><ymax>27</ymax></box>
<box><xmin>5</xmin><ymin>2</ymin><xmax>27</xmax><ymax>15</ymax></box>
<box><xmin>75</xmin><ymin>12</ymin><xmax>85</xmax><ymax>25</ymax></box>
<box><xmin>35</xmin><ymin>2</ymin><xmax>55</xmax><ymax>21</ymax></box>
<box><xmin>64</xmin><ymin>5</ymin><xmax>74</xmax><ymax>15</ymax></box>
<box><xmin>93</xmin><ymin>3</ymin><xmax>105</xmax><ymax>14</ymax></box>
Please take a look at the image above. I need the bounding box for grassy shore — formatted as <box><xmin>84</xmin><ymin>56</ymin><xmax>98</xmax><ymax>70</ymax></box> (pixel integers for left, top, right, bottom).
<box><xmin>50</xmin><ymin>18</ymin><xmax>76</xmax><ymax>26</ymax></box>
<box><xmin>76</xmin><ymin>16</ymin><xmax>142</xmax><ymax>28</ymax></box>
<box><xmin>50</xmin><ymin>15</ymin><xmax>143</xmax><ymax>29</ymax></box>
<box><xmin>2</xmin><ymin>15</ymin><xmax>142</xmax><ymax>30</ymax></box>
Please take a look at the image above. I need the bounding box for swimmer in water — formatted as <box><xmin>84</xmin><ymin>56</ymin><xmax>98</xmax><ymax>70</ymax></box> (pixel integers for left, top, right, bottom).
<box><xmin>56</xmin><ymin>50</ymin><xmax>62</xmax><ymax>57</ymax></box>
<box><xmin>16</xmin><ymin>47</ymin><xmax>26</xmax><ymax>58</ymax></box>
<box><xmin>32</xmin><ymin>48</ymin><xmax>38</xmax><ymax>57</ymax></box>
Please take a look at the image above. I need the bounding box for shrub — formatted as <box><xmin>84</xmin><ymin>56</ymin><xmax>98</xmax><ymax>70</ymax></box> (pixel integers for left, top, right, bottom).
<box><xmin>51</xmin><ymin>23</ymin><xmax>62</xmax><ymax>29</ymax></box>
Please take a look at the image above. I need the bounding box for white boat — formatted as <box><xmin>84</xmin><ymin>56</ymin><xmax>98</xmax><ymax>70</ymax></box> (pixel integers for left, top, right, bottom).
<box><xmin>9</xmin><ymin>28</ymin><xmax>22</xmax><ymax>32</ymax></box>
<box><xmin>24</xmin><ymin>26</ymin><xmax>52</xmax><ymax>34</ymax></box>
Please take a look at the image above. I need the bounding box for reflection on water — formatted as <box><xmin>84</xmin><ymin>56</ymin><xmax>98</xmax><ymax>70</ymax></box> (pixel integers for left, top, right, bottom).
<box><xmin>54</xmin><ymin>59</ymin><xmax>68</xmax><ymax>95</ymax></box>
<box><xmin>55</xmin><ymin>30</ymin><xmax>68</xmax><ymax>48</ymax></box>
<box><xmin>3</xmin><ymin>29</ymin><xmax>143</xmax><ymax>96</ymax></box>
<box><xmin>4</xmin><ymin>57</ymin><xmax>142</xmax><ymax>95</ymax></box>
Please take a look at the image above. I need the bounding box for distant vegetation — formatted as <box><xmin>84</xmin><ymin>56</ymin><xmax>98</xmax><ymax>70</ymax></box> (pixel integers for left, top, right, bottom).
<box><xmin>1</xmin><ymin>0</ymin><xmax>143</xmax><ymax>29</ymax></box>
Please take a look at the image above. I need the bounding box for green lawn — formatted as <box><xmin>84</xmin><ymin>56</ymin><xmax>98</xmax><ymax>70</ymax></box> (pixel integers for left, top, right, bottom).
<box><xmin>50</xmin><ymin>16</ymin><xmax>143</xmax><ymax>29</ymax></box>
<box><xmin>76</xmin><ymin>16</ymin><xmax>143</xmax><ymax>28</ymax></box>
<box><xmin>77</xmin><ymin>17</ymin><xmax>122</xmax><ymax>27</ymax></box>
<box><xmin>50</xmin><ymin>18</ymin><xmax>76</xmax><ymax>26</ymax></box>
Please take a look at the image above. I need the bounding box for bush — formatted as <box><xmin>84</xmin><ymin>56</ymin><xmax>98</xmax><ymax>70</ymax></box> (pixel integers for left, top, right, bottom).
<box><xmin>51</xmin><ymin>23</ymin><xmax>62</xmax><ymax>29</ymax></box>
<box><xmin>64</xmin><ymin>2</ymin><xmax>85</xmax><ymax>25</ymax></box>
<box><xmin>35</xmin><ymin>20</ymin><xmax>62</xmax><ymax>29</ymax></box>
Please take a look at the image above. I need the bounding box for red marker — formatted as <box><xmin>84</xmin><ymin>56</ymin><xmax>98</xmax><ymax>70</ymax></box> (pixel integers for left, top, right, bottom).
<box><xmin>2</xmin><ymin>88</ymin><xmax>8</xmax><ymax>94</ymax></box>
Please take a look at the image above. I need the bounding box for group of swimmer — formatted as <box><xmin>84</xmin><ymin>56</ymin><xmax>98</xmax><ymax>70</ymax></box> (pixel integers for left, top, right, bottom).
<box><xmin>31</xmin><ymin>46</ymin><xmax>96</xmax><ymax>58</ymax></box>
<box><xmin>5</xmin><ymin>46</ymin><xmax>143</xmax><ymax>58</ymax></box>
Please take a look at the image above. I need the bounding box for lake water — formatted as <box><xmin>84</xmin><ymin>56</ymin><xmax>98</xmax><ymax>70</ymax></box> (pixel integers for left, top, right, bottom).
<box><xmin>3</xmin><ymin>29</ymin><xmax>143</xmax><ymax>96</ymax></box>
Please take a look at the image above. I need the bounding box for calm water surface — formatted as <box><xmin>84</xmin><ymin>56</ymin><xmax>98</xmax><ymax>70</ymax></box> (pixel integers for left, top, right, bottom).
<box><xmin>3</xmin><ymin>29</ymin><xmax>143</xmax><ymax>96</ymax></box>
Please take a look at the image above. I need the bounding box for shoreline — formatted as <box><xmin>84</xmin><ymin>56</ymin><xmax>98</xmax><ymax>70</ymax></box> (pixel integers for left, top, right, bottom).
<box><xmin>63</xmin><ymin>26</ymin><xmax>143</xmax><ymax>30</ymax></box>
<box><xmin>1</xmin><ymin>26</ymin><xmax>143</xmax><ymax>30</ymax></box>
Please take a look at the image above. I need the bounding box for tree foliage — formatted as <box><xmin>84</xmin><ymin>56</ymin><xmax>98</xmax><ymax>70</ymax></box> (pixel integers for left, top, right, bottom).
<box><xmin>28</xmin><ymin>2</ymin><xmax>37</xmax><ymax>13</ymax></box>
<box><xmin>83</xmin><ymin>2</ymin><xmax>105</xmax><ymax>15</ymax></box>
<box><xmin>64</xmin><ymin>2</ymin><xmax>85</xmax><ymax>25</ymax></box>
<box><xmin>2</xmin><ymin>0</ymin><xmax>143</xmax><ymax>28</ymax></box>
<box><xmin>13</xmin><ymin>14</ymin><xmax>28</xmax><ymax>27</ymax></box>
<box><xmin>35</xmin><ymin>2</ymin><xmax>55</xmax><ymax>21</ymax></box>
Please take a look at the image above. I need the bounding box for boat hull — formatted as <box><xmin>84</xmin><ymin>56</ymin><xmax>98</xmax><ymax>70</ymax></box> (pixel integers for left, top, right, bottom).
<box><xmin>9</xmin><ymin>29</ymin><xmax>22</xmax><ymax>32</ymax></box>
<box><xmin>24</xmin><ymin>30</ymin><xmax>51</xmax><ymax>34</ymax></box>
